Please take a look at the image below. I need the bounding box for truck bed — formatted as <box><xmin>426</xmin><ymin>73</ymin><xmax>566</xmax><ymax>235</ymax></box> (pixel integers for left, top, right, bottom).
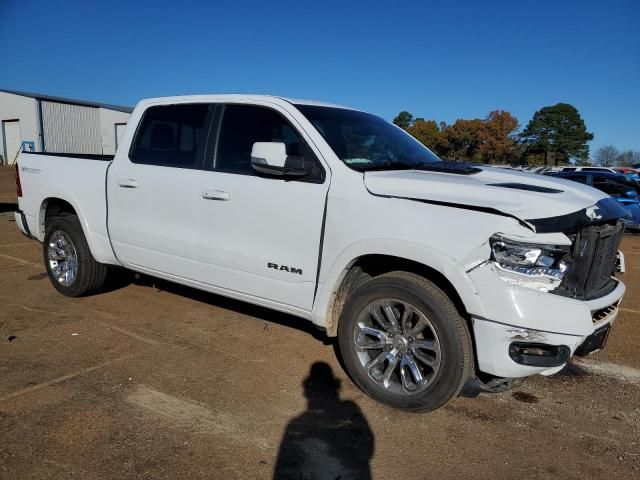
<box><xmin>15</xmin><ymin>151</ymin><xmax>117</xmax><ymax>264</ymax></box>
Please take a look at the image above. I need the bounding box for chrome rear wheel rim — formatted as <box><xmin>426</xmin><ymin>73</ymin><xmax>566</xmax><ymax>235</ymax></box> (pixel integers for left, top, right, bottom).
<box><xmin>353</xmin><ymin>298</ymin><xmax>441</xmax><ymax>395</ymax></box>
<box><xmin>47</xmin><ymin>231</ymin><xmax>78</xmax><ymax>287</ymax></box>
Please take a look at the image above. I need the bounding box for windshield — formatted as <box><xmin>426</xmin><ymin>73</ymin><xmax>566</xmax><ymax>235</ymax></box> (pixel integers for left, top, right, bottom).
<box><xmin>295</xmin><ymin>105</ymin><xmax>441</xmax><ymax>171</ymax></box>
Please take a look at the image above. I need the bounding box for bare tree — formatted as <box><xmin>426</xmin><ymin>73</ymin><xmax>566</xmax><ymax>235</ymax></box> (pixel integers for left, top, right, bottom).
<box><xmin>594</xmin><ymin>145</ymin><xmax>619</xmax><ymax>167</ymax></box>
<box><xmin>616</xmin><ymin>150</ymin><xmax>640</xmax><ymax>167</ymax></box>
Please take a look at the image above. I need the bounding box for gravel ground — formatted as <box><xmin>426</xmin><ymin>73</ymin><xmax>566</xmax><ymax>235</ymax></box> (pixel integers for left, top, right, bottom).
<box><xmin>1</xmin><ymin>165</ymin><xmax>639</xmax><ymax>479</ymax></box>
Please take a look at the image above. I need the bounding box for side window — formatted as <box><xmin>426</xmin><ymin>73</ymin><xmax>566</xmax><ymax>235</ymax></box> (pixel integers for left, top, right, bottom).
<box><xmin>130</xmin><ymin>104</ymin><xmax>210</xmax><ymax>168</ymax></box>
<box><xmin>592</xmin><ymin>178</ymin><xmax>628</xmax><ymax>196</ymax></box>
<box><xmin>562</xmin><ymin>167</ymin><xmax>576</xmax><ymax>172</ymax></box>
<box><xmin>215</xmin><ymin>104</ymin><xmax>323</xmax><ymax>181</ymax></box>
<box><xmin>568</xmin><ymin>174</ymin><xmax>587</xmax><ymax>184</ymax></box>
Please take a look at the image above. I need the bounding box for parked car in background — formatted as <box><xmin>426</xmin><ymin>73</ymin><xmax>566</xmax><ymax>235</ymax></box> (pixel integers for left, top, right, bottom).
<box><xmin>622</xmin><ymin>171</ymin><xmax>640</xmax><ymax>187</ymax></box>
<box><xmin>559</xmin><ymin>166</ymin><xmax>617</xmax><ymax>174</ymax></box>
<box><xmin>614</xmin><ymin>167</ymin><xmax>638</xmax><ymax>175</ymax></box>
<box><xmin>548</xmin><ymin>171</ymin><xmax>640</xmax><ymax>231</ymax></box>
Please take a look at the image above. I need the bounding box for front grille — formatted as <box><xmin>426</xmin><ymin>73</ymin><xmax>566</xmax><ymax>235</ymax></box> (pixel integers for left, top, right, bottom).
<box><xmin>554</xmin><ymin>221</ymin><xmax>624</xmax><ymax>300</ymax></box>
<box><xmin>591</xmin><ymin>303</ymin><xmax>618</xmax><ymax>323</ymax></box>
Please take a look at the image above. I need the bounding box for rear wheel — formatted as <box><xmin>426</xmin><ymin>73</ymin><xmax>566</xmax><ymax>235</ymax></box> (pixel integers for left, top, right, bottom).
<box><xmin>338</xmin><ymin>271</ymin><xmax>472</xmax><ymax>412</ymax></box>
<box><xmin>43</xmin><ymin>215</ymin><xmax>109</xmax><ymax>297</ymax></box>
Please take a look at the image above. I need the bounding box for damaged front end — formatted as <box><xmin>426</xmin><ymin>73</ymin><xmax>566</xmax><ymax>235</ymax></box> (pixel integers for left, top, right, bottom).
<box><xmin>552</xmin><ymin>221</ymin><xmax>625</xmax><ymax>300</ymax></box>
<box><xmin>489</xmin><ymin>234</ymin><xmax>571</xmax><ymax>293</ymax></box>
<box><xmin>466</xmin><ymin>199</ymin><xmax>627</xmax><ymax>381</ymax></box>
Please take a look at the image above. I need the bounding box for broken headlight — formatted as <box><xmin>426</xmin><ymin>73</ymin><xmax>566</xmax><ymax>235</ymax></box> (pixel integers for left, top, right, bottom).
<box><xmin>489</xmin><ymin>235</ymin><xmax>571</xmax><ymax>292</ymax></box>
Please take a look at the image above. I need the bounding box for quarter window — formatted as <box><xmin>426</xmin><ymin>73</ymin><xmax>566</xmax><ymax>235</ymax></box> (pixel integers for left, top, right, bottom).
<box><xmin>130</xmin><ymin>104</ymin><xmax>210</xmax><ymax>168</ymax></box>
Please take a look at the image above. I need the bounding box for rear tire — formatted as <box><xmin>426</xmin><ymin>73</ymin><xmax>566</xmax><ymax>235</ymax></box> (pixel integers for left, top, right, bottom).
<box><xmin>338</xmin><ymin>271</ymin><xmax>472</xmax><ymax>412</ymax></box>
<box><xmin>43</xmin><ymin>215</ymin><xmax>109</xmax><ymax>297</ymax></box>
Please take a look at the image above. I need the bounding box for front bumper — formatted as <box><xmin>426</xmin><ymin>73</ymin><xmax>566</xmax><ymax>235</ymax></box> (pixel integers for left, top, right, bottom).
<box><xmin>468</xmin><ymin>262</ymin><xmax>625</xmax><ymax>378</ymax></box>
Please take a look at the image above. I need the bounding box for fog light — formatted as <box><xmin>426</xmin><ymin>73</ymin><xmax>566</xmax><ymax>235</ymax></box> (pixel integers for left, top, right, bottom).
<box><xmin>508</xmin><ymin>342</ymin><xmax>571</xmax><ymax>367</ymax></box>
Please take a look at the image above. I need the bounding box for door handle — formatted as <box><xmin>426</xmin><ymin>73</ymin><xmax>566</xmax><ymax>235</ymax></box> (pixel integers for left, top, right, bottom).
<box><xmin>202</xmin><ymin>189</ymin><xmax>230</xmax><ymax>201</ymax></box>
<box><xmin>117</xmin><ymin>178</ymin><xmax>139</xmax><ymax>188</ymax></box>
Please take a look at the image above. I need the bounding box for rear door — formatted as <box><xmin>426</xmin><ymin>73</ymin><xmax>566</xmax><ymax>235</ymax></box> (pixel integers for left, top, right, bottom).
<box><xmin>107</xmin><ymin>103</ymin><xmax>213</xmax><ymax>279</ymax></box>
<box><xmin>194</xmin><ymin>103</ymin><xmax>330</xmax><ymax>310</ymax></box>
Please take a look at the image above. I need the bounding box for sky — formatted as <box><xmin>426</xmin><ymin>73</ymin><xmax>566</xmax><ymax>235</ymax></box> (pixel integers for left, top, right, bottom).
<box><xmin>1</xmin><ymin>0</ymin><xmax>638</xmax><ymax>155</ymax></box>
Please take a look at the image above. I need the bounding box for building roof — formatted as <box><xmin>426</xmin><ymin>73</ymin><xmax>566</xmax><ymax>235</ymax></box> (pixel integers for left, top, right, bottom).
<box><xmin>0</xmin><ymin>88</ymin><xmax>133</xmax><ymax>113</ymax></box>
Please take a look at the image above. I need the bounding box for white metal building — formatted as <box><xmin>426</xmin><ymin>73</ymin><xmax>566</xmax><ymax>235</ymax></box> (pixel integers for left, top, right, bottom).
<box><xmin>0</xmin><ymin>89</ymin><xmax>132</xmax><ymax>165</ymax></box>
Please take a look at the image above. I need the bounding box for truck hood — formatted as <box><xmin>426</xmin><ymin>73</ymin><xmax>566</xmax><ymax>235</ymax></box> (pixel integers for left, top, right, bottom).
<box><xmin>363</xmin><ymin>166</ymin><xmax>626</xmax><ymax>233</ymax></box>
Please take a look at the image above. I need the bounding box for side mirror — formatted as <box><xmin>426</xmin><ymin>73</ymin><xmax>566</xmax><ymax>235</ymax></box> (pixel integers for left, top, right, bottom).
<box><xmin>251</xmin><ymin>142</ymin><xmax>312</xmax><ymax>177</ymax></box>
<box><xmin>624</xmin><ymin>189</ymin><xmax>639</xmax><ymax>199</ymax></box>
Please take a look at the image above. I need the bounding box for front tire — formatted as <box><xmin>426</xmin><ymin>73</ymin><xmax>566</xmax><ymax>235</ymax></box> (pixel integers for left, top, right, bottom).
<box><xmin>43</xmin><ymin>215</ymin><xmax>109</xmax><ymax>297</ymax></box>
<box><xmin>338</xmin><ymin>271</ymin><xmax>472</xmax><ymax>412</ymax></box>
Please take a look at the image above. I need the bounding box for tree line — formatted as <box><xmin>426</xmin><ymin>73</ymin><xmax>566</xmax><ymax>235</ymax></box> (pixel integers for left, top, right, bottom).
<box><xmin>593</xmin><ymin>146</ymin><xmax>640</xmax><ymax>168</ymax></box>
<box><xmin>393</xmin><ymin>103</ymin><xmax>638</xmax><ymax>167</ymax></box>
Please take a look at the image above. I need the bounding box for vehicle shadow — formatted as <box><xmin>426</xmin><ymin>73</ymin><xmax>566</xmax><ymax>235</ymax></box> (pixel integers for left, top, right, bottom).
<box><xmin>273</xmin><ymin>362</ymin><xmax>374</xmax><ymax>480</ymax></box>
<box><xmin>0</xmin><ymin>201</ymin><xmax>17</xmax><ymax>214</ymax></box>
<box><xmin>117</xmin><ymin>273</ymin><xmax>332</xmax><ymax>344</ymax></box>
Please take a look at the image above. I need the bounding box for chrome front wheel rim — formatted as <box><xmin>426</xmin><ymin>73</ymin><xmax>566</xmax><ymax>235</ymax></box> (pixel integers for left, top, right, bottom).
<box><xmin>47</xmin><ymin>231</ymin><xmax>78</xmax><ymax>287</ymax></box>
<box><xmin>354</xmin><ymin>299</ymin><xmax>441</xmax><ymax>395</ymax></box>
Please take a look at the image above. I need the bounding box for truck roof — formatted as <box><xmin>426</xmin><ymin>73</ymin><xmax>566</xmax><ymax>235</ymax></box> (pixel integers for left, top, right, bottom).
<box><xmin>136</xmin><ymin>94</ymin><xmax>355</xmax><ymax>111</ymax></box>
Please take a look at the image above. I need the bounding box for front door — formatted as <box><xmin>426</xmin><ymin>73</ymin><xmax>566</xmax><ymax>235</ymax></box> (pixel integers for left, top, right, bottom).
<box><xmin>107</xmin><ymin>103</ymin><xmax>212</xmax><ymax>279</ymax></box>
<box><xmin>195</xmin><ymin>103</ymin><xmax>329</xmax><ymax>310</ymax></box>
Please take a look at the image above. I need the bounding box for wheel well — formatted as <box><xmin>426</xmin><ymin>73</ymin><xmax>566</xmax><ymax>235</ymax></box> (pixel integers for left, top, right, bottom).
<box><xmin>40</xmin><ymin>198</ymin><xmax>77</xmax><ymax>234</ymax></box>
<box><xmin>325</xmin><ymin>254</ymin><xmax>469</xmax><ymax>337</ymax></box>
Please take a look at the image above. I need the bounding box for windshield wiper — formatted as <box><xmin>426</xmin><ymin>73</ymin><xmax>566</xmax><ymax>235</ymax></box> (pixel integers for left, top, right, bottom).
<box><xmin>415</xmin><ymin>161</ymin><xmax>482</xmax><ymax>175</ymax></box>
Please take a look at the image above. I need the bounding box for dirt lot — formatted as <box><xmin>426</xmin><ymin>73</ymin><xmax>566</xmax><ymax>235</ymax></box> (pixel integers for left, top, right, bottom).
<box><xmin>1</xmin><ymin>165</ymin><xmax>639</xmax><ymax>479</ymax></box>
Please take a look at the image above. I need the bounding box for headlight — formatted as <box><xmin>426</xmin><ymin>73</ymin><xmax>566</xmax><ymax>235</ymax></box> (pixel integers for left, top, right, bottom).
<box><xmin>489</xmin><ymin>235</ymin><xmax>571</xmax><ymax>292</ymax></box>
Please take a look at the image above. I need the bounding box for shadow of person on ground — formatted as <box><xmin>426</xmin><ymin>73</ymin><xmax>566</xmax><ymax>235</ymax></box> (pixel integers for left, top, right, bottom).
<box><xmin>273</xmin><ymin>362</ymin><xmax>374</xmax><ymax>480</ymax></box>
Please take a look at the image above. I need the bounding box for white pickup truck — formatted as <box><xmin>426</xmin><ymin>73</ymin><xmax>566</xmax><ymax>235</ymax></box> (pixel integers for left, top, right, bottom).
<box><xmin>14</xmin><ymin>95</ymin><xmax>627</xmax><ymax>411</ymax></box>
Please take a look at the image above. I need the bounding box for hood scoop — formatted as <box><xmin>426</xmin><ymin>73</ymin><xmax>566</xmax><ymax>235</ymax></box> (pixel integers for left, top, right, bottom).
<box><xmin>488</xmin><ymin>182</ymin><xmax>563</xmax><ymax>194</ymax></box>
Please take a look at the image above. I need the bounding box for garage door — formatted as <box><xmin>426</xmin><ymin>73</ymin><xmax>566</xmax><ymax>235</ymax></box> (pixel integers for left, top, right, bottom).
<box><xmin>41</xmin><ymin>101</ymin><xmax>102</xmax><ymax>154</ymax></box>
<box><xmin>2</xmin><ymin>120</ymin><xmax>21</xmax><ymax>165</ymax></box>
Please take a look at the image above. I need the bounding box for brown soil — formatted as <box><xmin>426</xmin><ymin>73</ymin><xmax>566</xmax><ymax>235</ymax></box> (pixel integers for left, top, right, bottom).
<box><xmin>1</xmin><ymin>168</ymin><xmax>638</xmax><ymax>479</ymax></box>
